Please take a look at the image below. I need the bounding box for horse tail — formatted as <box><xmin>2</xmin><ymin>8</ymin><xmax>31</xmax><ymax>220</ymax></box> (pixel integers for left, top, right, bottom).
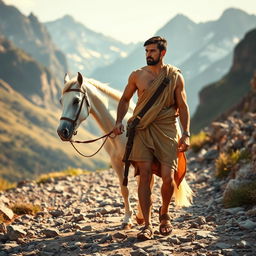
<box><xmin>173</xmin><ymin>177</ymin><xmax>194</xmax><ymax>207</ymax></box>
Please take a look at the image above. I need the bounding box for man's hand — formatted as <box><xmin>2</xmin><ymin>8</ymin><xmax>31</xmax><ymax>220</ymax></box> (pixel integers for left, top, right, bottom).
<box><xmin>178</xmin><ymin>134</ymin><xmax>190</xmax><ymax>152</ymax></box>
<box><xmin>113</xmin><ymin>122</ymin><xmax>125</xmax><ymax>135</ymax></box>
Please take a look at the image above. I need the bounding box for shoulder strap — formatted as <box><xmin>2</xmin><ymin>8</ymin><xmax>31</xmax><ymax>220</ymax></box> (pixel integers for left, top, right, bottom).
<box><xmin>122</xmin><ymin>76</ymin><xmax>170</xmax><ymax>186</ymax></box>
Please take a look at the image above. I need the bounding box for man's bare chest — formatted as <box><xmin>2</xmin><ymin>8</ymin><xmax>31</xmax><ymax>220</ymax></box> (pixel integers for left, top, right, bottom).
<box><xmin>136</xmin><ymin>74</ymin><xmax>156</xmax><ymax>96</ymax></box>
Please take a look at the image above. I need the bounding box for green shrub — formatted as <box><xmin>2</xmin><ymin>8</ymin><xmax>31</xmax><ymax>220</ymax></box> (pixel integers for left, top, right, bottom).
<box><xmin>10</xmin><ymin>203</ymin><xmax>41</xmax><ymax>215</ymax></box>
<box><xmin>0</xmin><ymin>177</ymin><xmax>16</xmax><ymax>191</ymax></box>
<box><xmin>190</xmin><ymin>131</ymin><xmax>210</xmax><ymax>152</ymax></box>
<box><xmin>223</xmin><ymin>180</ymin><xmax>256</xmax><ymax>207</ymax></box>
<box><xmin>37</xmin><ymin>168</ymin><xmax>89</xmax><ymax>183</ymax></box>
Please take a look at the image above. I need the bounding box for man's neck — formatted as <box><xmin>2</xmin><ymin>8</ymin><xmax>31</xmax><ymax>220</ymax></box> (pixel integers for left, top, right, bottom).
<box><xmin>148</xmin><ymin>62</ymin><xmax>165</xmax><ymax>75</ymax></box>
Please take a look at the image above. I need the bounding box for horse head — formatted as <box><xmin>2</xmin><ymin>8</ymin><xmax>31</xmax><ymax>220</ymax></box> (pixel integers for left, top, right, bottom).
<box><xmin>57</xmin><ymin>72</ymin><xmax>91</xmax><ymax>141</ymax></box>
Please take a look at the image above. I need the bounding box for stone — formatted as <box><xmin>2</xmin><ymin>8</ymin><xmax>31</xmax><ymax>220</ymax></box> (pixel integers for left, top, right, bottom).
<box><xmin>7</xmin><ymin>225</ymin><xmax>26</xmax><ymax>240</ymax></box>
<box><xmin>0</xmin><ymin>202</ymin><xmax>14</xmax><ymax>220</ymax></box>
<box><xmin>42</xmin><ymin>228</ymin><xmax>59</xmax><ymax>238</ymax></box>
<box><xmin>130</xmin><ymin>248</ymin><xmax>149</xmax><ymax>256</ymax></box>
<box><xmin>215</xmin><ymin>242</ymin><xmax>231</xmax><ymax>249</ymax></box>
<box><xmin>238</xmin><ymin>219</ymin><xmax>256</xmax><ymax>230</ymax></box>
<box><xmin>224</xmin><ymin>207</ymin><xmax>244</xmax><ymax>215</ymax></box>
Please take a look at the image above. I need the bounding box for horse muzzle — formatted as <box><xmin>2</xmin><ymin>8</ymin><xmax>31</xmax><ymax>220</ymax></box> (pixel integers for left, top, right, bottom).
<box><xmin>57</xmin><ymin>122</ymin><xmax>75</xmax><ymax>141</ymax></box>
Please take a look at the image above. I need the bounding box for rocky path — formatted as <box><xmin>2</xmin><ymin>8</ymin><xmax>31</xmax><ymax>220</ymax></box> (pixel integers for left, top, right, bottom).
<box><xmin>0</xmin><ymin>157</ymin><xmax>256</xmax><ymax>256</ymax></box>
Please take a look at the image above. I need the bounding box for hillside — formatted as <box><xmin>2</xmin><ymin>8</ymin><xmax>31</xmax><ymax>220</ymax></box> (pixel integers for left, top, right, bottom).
<box><xmin>192</xmin><ymin>28</ymin><xmax>256</xmax><ymax>133</ymax></box>
<box><xmin>0</xmin><ymin>1</ymin><xmax>67</xmax><ymax>82</ymax></box>
<box><xmin>0</xmin><ymin>79</ymin><xmax>108</xmax><ymax>182</ymax></box>
<box><xmin>45</xmin><ymin>15</ymin><xmax>136</xmax><ymax>76</ymax></box>
<box><xmin>0</xmin><ymin>36</ymin><xmax>60</xmax><ymax>108</ymax></box>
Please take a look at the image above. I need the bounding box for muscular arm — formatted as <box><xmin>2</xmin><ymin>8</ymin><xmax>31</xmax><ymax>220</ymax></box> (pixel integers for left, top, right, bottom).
<box><xmin>175</xmin><ymin>73</ymin><xmax>191</xmax><ymax>151</ymax></box>
<box><xmin>113</xmin><ymin>71</ymin><xmax>137</xmax><ymax>134</ymax></box>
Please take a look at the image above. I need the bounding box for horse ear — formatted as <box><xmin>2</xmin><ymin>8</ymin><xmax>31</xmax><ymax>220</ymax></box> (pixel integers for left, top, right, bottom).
<box><xmin>77</xmin><ymin>72</ymin><xmax>83</xmax><ymax>87</ymax></box>
<box><xmin>64</xmin><ymin>73</ymin><xmax>70</xmax><ymax>84</ymax></box>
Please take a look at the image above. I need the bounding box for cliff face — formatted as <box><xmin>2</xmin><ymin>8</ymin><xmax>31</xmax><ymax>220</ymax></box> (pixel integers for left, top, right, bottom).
<box><xmin>0</xmin><ymin>36</ymin><xmax>60</xmax><ymax>108</ymax></box>
<box><xmin>192</xmin><ymin>28</ymin><xmax>256</xmax><ymax>133</ymax></box>
<box><xmin>0</xmin><ymin>1</ymin><xmax>67</xmax><ymax>82</ymax></box>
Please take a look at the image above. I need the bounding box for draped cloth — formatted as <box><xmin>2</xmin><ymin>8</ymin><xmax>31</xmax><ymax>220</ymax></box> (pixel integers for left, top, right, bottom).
<box><xmin>128</xmin><ymin>64</ymin><xmax>186</xmax><ymax>187</ymax></box>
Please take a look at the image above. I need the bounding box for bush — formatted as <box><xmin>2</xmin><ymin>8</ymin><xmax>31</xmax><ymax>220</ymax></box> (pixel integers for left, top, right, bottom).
<box><xmin>223</xmin><ymin>180</ymin><xmax>256</xmax><ymax>207</ymax></box>
<box><xmin>0</xmin><ymin>177</ymin><xmax>16</xmax><ymax>191</ymax></box>
<box><xmin>190</xmin><ymin>131</ymin><xmax>210</xmax><ymax>152</ymax></box>
<box><xmin>10</xmin><ymin>203</ymin><xmax>41</xmax><ymax>215</ymax></box>
<box><xmin>37</xmin><ymin>168</ymin><xmax>89</xmax><ymax>183</ymax></box>
<box><xmin>215</xmin><ymin>150</ymin><xmax>250</xmax><ymax>178</ymax></box>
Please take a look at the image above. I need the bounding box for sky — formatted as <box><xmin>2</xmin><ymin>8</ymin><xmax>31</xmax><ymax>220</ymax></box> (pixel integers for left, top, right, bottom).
<box><xmin>4</xmin><ymin>0</ymin><xmax>256</xmax><ymax>43</ymax></box>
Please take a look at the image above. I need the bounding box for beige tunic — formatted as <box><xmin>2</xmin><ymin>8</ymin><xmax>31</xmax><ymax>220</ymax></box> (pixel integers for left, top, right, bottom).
<box><xmin>128</xmin><ymin>64</ymin><xmax>186</xmax><ymax>187</ymax></box>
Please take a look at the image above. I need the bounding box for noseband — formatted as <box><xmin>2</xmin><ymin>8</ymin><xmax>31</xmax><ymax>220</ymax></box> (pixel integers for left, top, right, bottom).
<box><xmin>60</xmin><ymin>88</ymin><xmax>91</xmax><ymax>126</ymax></box>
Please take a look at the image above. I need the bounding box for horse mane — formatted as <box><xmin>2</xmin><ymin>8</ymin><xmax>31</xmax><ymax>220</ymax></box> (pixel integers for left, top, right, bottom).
<box><xmin>62</xmin><ymin>76</ymin><xmax>135</xmax><ymax>110</ymax></box>
<box><xmin>86</xmin><ymin>79</ymin><xmax>122</xmax><ymax>102</ymax></box>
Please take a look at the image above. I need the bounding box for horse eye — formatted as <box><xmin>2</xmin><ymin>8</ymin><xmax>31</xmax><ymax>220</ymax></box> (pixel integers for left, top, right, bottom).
<box><xmin>73</xmin><ymin>98</ymin><xmax>80</xmax><ymax>105</ymax></box>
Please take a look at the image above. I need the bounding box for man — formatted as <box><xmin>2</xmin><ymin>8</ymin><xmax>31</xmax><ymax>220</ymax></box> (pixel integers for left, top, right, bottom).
<box><xmin>113</xmin><ymin>36</ymin><xmax>190</xmax><ymax>240</ymax></box>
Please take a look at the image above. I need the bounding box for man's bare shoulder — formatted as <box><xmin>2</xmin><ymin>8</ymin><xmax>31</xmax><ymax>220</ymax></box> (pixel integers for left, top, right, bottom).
<box><xmin>129</xmin><ymin>67</ymin><xmax>147</xmax><ymax>81</ymax></box>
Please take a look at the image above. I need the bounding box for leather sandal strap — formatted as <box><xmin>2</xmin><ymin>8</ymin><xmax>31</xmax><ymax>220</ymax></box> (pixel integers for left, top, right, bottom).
<box><xmin>159</xmin><ymin>213</ymin><xmax>171</xmax><ymax>222</ymax></box>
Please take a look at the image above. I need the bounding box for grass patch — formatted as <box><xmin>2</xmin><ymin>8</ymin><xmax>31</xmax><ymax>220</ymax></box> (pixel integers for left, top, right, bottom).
<box><xmin>215</xmin><ymin>150</ymin><xmax>251</xmax><ymax>178</ymax></box>
<box><xmin>0</xmin><ymin>177</ymin><xmax>16</xmax><ymax>191</ymax></box>
<box><xmin>190</xmin><ymin>131</ymin><xmax>210</xmax><ymax>152</ymax></box>
<box><xmin>37</xmin><ymin>168</ymin><xmax>89</xmax><ymax>184</ymax></box>
<box><xmin>10</xmin><ymin>203</ymin><xmax>42</xmax><ymax>215</ymax></box>
<box><xmin>223</xmin><ymin>180</ymin><xmax>256</xmax><ymax>207</ymax></box>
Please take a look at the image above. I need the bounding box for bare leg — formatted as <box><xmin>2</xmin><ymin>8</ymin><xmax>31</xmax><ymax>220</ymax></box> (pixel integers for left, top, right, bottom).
<box><xmin>137</xmin><ymin>161</ymin><xmax>153</xmax><ymax>226</ymax></box>
<box><xmin>160</xmin><ymin>164</ymin><xmax>175</xmax><ymax>235</ymax></box>
<box><xmin>136</xmin><ymin>174</ymin><xmax>154</xmax><ymax>222</ymax></box>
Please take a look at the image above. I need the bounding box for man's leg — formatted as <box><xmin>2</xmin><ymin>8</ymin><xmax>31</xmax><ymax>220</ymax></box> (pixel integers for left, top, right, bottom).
<box><xmin>137</xmin><ymin>161</ymin><xmax>153</xmax><ymax>226</ymax></box>
<box><xmin>160</xmin><ymin>164</ymin><xmax>175</xmax><ymax>235</ymax></box>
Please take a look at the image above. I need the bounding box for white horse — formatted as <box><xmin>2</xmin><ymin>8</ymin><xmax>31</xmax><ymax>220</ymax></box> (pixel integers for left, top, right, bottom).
<box><xmin>57</xmin><ymin>72</ymin><xmax>193</xmax><ymax>228</ymax></box>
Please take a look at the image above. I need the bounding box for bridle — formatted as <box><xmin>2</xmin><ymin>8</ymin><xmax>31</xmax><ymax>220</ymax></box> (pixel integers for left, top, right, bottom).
<box><xmin>60</xmin><ymin>88</ymin><xmax>91</xmax><ymax>126</ymax></box>
<box><xmin>59</xmin><ymin>87</ymin><xmax>114</xmax><ymax>157</ymax></box>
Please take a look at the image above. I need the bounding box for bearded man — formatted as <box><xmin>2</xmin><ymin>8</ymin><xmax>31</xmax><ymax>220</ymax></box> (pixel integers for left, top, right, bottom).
<box><xmin>113</xmin><ymin>36</ymin><xmax>190</xmax><ymax>240</ymax></box>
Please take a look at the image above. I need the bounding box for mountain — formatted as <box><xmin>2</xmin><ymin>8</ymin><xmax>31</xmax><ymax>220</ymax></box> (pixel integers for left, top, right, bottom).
<box><xmin>0</xmin><ymin>1</ymin><xmax>67</xmax><ymax>82</ymax></box>
<box><xmin>0</xmin><ymin>78</ymin><xmax>108</xmax><ymax>182</ymax></box>
<box><xmin>191</xmin><ymin>28</ymin><xmax>256</xmax><ymax>133</ymax></box>
<box><xmin>0</xmin><ymin>36</ymin><xmax>60</xmax><ymax>108</ymax></box>
<box><xmin>0</xmin><ymin>36</ymin><xmax>108</xmax><ymax>181</ymax></box>
<box><xmin>91</xmin><ymin>8</ymin><xmax>256</xmax><ymax>114</ymax></box>
<box><xmin>45</xmin><ymin>15</ymin><xmax>136</xmax><ymax>76</ymax></box>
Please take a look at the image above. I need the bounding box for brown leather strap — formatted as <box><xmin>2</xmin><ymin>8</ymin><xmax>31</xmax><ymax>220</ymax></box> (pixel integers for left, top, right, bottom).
<box><xmin>123</xmin><ymin>76</ymin><xmax>170</xmax><ymax>186</ymax></box>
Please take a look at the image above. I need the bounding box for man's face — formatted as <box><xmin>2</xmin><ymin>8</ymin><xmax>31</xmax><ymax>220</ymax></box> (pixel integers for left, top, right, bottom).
<box><xmin>145</xmin><ymin>44</ymin><xmax>164</xmax><ymax>66</ymax></box>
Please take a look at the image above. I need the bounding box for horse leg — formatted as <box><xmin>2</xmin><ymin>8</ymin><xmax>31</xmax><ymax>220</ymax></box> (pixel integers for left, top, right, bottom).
<box><xmin>111</xmin><ymin>160</ymin><xmax>133</xmax><ymax>228</ymax></box>
<box><xmin>135</xmin><ymin>174</ymin><xmax>154</xmax><ymax>224</ymax></box>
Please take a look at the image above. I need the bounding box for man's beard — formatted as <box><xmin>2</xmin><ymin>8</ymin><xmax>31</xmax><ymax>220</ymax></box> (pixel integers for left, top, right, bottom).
<box><xmin>146</xmin><ymin>55</ymin><xmax>161</xmax><ymax>66</ymax></box>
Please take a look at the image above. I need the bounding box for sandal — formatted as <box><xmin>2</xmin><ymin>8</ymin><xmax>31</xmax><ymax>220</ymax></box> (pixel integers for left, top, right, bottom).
<box><xmin>159</xmin><ymin>206</ymin><xmax>172</xmax><ymax>236</ymax></box>
<box><xmin>135</xmin><ymin>215</ymin><xmax>144</xmax><ymax>225</ymax></box>
<box><xmin>137</xmin><ymin>225</ymin><xmax>153</xmax><ymax>240</ymax></box>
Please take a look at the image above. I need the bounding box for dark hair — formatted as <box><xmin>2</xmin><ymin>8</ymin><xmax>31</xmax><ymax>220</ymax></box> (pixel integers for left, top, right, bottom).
<box><xmin>143</xmin><ymin>36</ymin><xmax>167</xmax><ymax>52</ymax></box>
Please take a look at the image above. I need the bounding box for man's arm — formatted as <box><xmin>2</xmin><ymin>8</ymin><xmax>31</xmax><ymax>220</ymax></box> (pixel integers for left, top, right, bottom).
<box><xmin>113</xmin><ymin>71</ymin><xmax>137</xmax><ymax>135</ymax></box>
<box><xmin>175</xmin><ymin>73</ymin><xmax>190</xmax><ymax>151</ymax></box>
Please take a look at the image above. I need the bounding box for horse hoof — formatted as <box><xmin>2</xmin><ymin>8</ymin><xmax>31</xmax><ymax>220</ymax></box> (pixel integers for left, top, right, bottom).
<box><xmin>121</xmin><ymin>223</ymin><xmax>132</xmax><ymax>230</ymax></box>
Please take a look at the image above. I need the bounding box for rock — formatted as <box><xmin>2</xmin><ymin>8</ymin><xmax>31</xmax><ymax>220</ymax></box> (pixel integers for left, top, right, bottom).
<box><xmin>7</xmin><ymin>225</ymin><xmax>26</xmax><ymax>240</ymax></box>
<box><xmin>204</xmin><ymin>149</ymin><xmax>219</xmax><ymax>161</ymax></box>
<box><xmin>224</xmin><ymin>207</ymin><xmax>244</xmax><ymax>215</ymax></box>
<box><xmin>236</xmin><ymin>240</ymin><xmax>250</xmax><ymax>248</ymax></box>
<box><xmin>215</xmin><ymin>242</ymin><xmax>231</xmax><ymax>249</ymax></box>
<box><xmin>238</xmin><ymin>219</ymin><xmax>256</xmax><ymax>230</ymax></box>
<box><xmin>195</xmin><ymin>231</ymin><xmax>211</xmax><ymax>239</ymax></box>
<box><xmin>42</xmin><ymin>228</ymin><xmax>59</xmax><ymax>238</ymax></box>
<box><xmin>81</xmin><ymin>225</ymin><xmax>93</xmax><ymax>231</ymax></box>
<box><xmin>112</xmin><ymin>231</ymin><xmax>127</xmax><ymax>240</ymax></box>
<box><xmin>0</xmin><ymin>202</ymin><xmax>14</xmax><ymax>220</ymax></box>
<box><xmin>130</xmin><ymin>248</ymin><xmax>149</xmax><ymax>256</ymax></box>
<box><xmin>50</xmin><ymin>209</ymin><xmax>64</xmax><ymax>217</ymax></box>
